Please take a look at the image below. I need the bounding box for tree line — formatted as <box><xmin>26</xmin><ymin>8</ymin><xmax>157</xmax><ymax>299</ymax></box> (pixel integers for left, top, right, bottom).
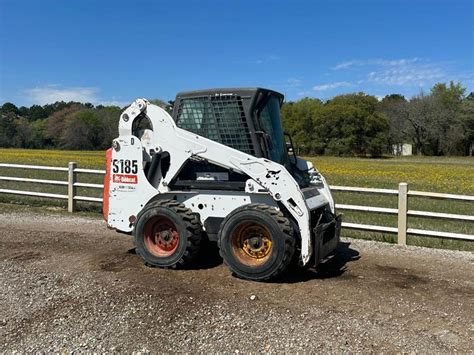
<box><xmin>1</xmin><ymin>82</ymin><xmax>473</xmax><ymax>156</ymax></box>
<box><xmin>0</xmin><ymin>99</ymin><xmax>170</xmax><ymax>151</ymax></box>
<box><xmin>282</xmin><ymin>81</ymin><xmax>473</xmax><ymax>156</ymax></box>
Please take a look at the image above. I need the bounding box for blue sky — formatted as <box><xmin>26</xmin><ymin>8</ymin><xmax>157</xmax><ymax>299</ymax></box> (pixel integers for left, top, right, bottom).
<box><xmin>0</xmin><ymin>0</ymin><xmax>473</xmax><ymax>106</ymax></box>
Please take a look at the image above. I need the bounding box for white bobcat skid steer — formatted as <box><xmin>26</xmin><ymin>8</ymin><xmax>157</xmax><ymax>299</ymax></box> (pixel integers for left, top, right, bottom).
<box><xmin>103</xmin><ymin>88</ymin><xmax>341</xmax><ymax>281</ymax></box>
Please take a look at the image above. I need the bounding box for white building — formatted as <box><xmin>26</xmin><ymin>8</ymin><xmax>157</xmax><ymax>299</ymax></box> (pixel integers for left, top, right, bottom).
<box><xmin>392</xmin><ymin>143</ymin><xmax>413</xmax><ymax>156</ymax></box>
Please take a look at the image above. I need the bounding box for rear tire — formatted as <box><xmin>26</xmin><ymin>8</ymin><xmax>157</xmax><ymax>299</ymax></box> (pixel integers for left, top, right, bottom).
<box><xmin>218</xmin><ymin>204</ymin><xmax>295</xmax><ymax>281</ymax></box>
<box><xmin>134</xmin><ymin>199</ymin><xmax>202</xmax><ymax>268</ymax></box>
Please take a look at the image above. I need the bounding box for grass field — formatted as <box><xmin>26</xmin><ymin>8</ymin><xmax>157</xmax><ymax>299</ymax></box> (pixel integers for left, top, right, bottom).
<box><xmin>308</xmin><ymin>155</ymin><xmax>473</xmax><ymax>250</ymax></box>
<box><xmin>0</xmin><ymin>149</ymin><xmax>105</xmax><ymax>169</ymax></box>
<box><xmin>1</xmin><ymin>148</ymin><xmax>473</xmax><ymax>251</ymax></box>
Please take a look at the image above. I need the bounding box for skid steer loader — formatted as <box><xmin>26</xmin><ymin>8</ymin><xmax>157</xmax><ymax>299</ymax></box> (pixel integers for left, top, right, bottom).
<box><xmin>103</xmin><ymin>88</ymin><xmax>341</xmax><ymax>281</ymax></box>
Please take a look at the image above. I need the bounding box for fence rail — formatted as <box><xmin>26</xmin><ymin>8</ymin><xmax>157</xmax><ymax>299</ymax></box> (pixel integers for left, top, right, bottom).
<box><xmin>0</xmin><ymin>162</ymin><xmax>473</xmax><ymax>243</ymax></box>
<box><xmin>0</xmin><ymin>162</ymin><xmax>103</xmax><ymax>211</ymax></box>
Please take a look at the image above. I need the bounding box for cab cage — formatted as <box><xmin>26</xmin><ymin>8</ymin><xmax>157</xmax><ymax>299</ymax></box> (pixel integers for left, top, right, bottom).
<box><xmin>172</xmin><ymin>88</ymin><xmax>284</xmax><ymax>160</ymax></box>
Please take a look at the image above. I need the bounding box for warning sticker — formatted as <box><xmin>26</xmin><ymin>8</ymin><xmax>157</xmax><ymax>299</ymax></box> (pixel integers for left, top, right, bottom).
<box><xmin>113</xmin><ymin>174</ymin><xmax>138</xmax><ymax>184</ymax></box>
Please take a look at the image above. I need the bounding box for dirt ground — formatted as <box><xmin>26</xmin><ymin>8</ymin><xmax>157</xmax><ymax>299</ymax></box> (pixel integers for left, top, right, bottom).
<box><xmin>0</xmin><ymin>210</ymin><xmax>473</xmax><ymax>352</ymax></box>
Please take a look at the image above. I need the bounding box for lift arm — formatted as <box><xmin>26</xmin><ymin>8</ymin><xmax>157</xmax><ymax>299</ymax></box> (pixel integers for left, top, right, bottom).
<box><xmin>115</xmin><ymin>99</ymin><xmax>313</xmax><ymax>265</ymax></box>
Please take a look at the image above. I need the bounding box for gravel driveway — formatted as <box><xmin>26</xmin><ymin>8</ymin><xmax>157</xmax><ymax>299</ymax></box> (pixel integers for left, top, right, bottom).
<box><xmin>0</xmin><ymin>210</ymin><xmax>473</xmax><ymax>352</ymax></box>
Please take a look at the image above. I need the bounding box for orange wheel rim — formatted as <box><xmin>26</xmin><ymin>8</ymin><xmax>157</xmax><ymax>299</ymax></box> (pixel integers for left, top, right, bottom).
<box><xmin>230</xmin><ymin>222</ymin><xmax>272</xmax><ymax>266</ymax></box>
<box><xmin>143</xmin><ymin>216</ymin><xmax>179</xmax><ymax>257</ymax></box>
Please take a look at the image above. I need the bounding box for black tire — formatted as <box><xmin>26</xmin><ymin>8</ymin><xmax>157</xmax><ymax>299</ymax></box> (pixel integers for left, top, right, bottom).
<box><xmin>218</xmin><ymin>204</ymin><xmax>295</xmax><ymax>281</ymax></box>
<box><xmin>134</xmin><ymin>199</ymin><xmax>202</xmax><ymax>268</ymax></box>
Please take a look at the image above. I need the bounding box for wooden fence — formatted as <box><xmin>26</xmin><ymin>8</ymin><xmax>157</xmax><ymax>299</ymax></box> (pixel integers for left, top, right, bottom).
<box><xmin>0</xmin><ymin>162</ymin><xmax>473</xmax><ymax>244</ymax></box>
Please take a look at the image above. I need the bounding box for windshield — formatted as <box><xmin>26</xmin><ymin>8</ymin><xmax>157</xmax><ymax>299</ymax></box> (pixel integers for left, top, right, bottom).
<box><xmin>259</xmin><ymin>96</ymin><xmax>289</xmax><ymax>167</ymax></box>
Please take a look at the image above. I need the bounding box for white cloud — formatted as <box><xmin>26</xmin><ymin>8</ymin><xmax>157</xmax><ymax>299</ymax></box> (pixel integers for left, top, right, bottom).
<box><xmin>25</xmin><ymin>85</ymin><xmax>99</xmax><ymax>105</ymax></box>
<box><xmin>312</xmin><ymin>81</ymin><xmax>352</xmax><ymax>91</ymax></box>
<box><xmin>332</xmin><ymin>61</ymin><xmax>357</xmax><ymax>70</ymax></box>
<box><xmin>24</xmin><ymin>85</ymin><xmax>128</xmax><ymax>106</ymax></box>
<box><xmin>330</xmin><ymin>57</ymin><xmax>456</xmax><ymax>88</ymax></box>
<box><xmin>300</xmin><ymin>57</ymin><xmax>473</xmax><ymax>99</ymax></box>
<box><xmin>365</xmin><ymin>61</ymin><xmax>445</xmax><ymax>86</ymax></box>
<box><xmin>381</xmin><ymin>58</ymin><xmax>421</xmax><ymax>66</ymax></box>
<box><xmin>285</xmin><ymin>78</ymin><xmax>302</xmax><ymax>88</ymax></box>
<box><xmin>332</xmin><ymin>57</ymin><xmax>421</xmax><ymax>70</ymax></box>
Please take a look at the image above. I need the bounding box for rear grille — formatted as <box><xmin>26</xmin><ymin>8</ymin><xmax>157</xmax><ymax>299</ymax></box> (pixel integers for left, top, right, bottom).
<box><xmin>176</xmin><ymin>95</ymin><xmax>255</xmax><ymax>155</ymax></box>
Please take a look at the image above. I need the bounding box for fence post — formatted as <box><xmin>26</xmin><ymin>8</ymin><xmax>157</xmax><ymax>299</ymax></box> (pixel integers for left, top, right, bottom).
<box><xmin>397</xmin><ymin>182</ymin><xmax>408</xmax><ymax>245</ymax></box>
<box><xmin>68</xmin><ymin>162</ymin><xmax>77</xmax><ymax>212</ymax></box>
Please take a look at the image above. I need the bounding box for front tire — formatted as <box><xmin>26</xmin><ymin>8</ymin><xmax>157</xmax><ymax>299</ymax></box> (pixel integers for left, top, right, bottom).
<box><xmin>218</xmin><ymin>204</ymin><xmax>295</xmax><ymax>281</ymax></box>
<box><xmin>134</xmin><ymin>199</ymin><xmax>202</xmax><ymax>268</ymax></box>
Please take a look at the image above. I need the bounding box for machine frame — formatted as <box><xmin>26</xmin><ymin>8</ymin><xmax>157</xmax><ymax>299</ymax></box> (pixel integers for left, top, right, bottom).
<box><xmin>104</xmin><ymin>95</ymin><xmax>339</xmax><ymax>267</ymax></box>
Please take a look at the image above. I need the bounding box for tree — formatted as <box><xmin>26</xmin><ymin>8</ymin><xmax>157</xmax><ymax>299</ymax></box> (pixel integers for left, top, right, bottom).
<box><xmin>18</xmin><ymin>106</ymin><xmax>30</xmax><ymax>118</ymax></box>
<box><xmin>459</xmin><ymin>93</ymin><xmax>474</xmax><ymax>155</ymax></box>
<box><xmin>431</xmin><ymin>81</ymin><xmax>466</xmax><ymax>155</ymax></box>
<box><xmin>314</xmin><ymin>93</ymin><xmax>389</xmax><ymax>157</ymax></box>
<box><xmin>28</xmin><ymin>105</ymin><xmax>47</xmax><ymax>120</ymax></box>
<box><xmin>281</xmin><ymin>98</ymin><xmax>323</xmax><ymax>154</ymax></box>
<box><xmin>98</xmin><ymin>106</ymin><xmax>121</xmax><ymax>148</ymax></box>
<box><xmin>29</xmin><ymin>119</ymin><xmax>49</xmax><ymax>148</ymax></box>
<box><xmin>406</xmin><ymin>92</ymin><xmax>437</xmax><ymax>155</ymax></box>
<box><xmin>0</xmin><ymin>112</ymin><xmax>17</xmax><ymax>147</ymax></box>
<box><xmin>1</xmin><ymin>102</ymin><xmax>19</xmax><ymax>115</ymax></box>
<box><xmin>44</xmin><ymin>105</ymin><xmax>84</xmax><ymax>146</ymax></box>
<box><xmin>1</xmin><ymin>87</ymin><xmax>470</xmax><ymax>155</ymax></box>
<box><xmin>431</xmin><ymin>81</ymin><xmax>465</xmax><ymax>110</ymax></box>
<box><xmin>12</xmin><ymin>117</ymin><xmax>33</xmax><ymax>148</ymax></box>
<box><xmin>377</xmin><ymin>94</ymin><xmax>408</xmax><ymax>151</ymax></box>
<box><xmin>41</xmin><ymin>101</ymin><xmax>75</xmax><ymax>119</ymax></box>
<box><xmin>60</xmin><ymin>110</ymin><xmax>103</xmax><ymax>150</ymax></box>
<box><xmin>406</xmin><ymin>82</ymin><xmax>467</xmax><ymax>155</ymax></box>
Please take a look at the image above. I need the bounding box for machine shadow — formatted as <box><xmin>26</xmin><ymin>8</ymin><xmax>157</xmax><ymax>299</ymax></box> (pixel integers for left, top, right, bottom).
<box><xmin>194</xmin><ymin>240</ymin><xmax>224</xmax><ymax>270</ymax></box>
<box><xmin>129</xmin><ymin>241</ymin><xmax>360</xmax><ymax>282</ymax></box>
<box><xmin>193</xmin><ymin>240</ymin><xmax>361</xmax><ymax>282</ymax></box>
<box><xmin>272</xmin><ymin>241</ymin><xmax>361</xmax><ymax>284</ymax></box>
<box><xmin>129</xmin><ymin>240</ymin><xmax>223</xmax><ymax>270</ymax></box>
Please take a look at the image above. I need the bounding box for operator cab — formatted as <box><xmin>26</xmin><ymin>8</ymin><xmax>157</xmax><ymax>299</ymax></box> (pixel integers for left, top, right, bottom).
<box><xmin>171</xmin><ymin>88</ymin><xmax>306</xmax><ymax>188</ymax></box>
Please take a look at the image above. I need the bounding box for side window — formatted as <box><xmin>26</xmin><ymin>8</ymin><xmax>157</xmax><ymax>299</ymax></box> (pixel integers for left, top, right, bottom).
<box><xmin>258</xmin><ymin>97</ymin><xmax>288</xmax><ymax>166</ymax></box>
<box><xmin>259</xmin><ymin>106</ymin><xmax>274</xmax><ymax>136</ymax></box>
